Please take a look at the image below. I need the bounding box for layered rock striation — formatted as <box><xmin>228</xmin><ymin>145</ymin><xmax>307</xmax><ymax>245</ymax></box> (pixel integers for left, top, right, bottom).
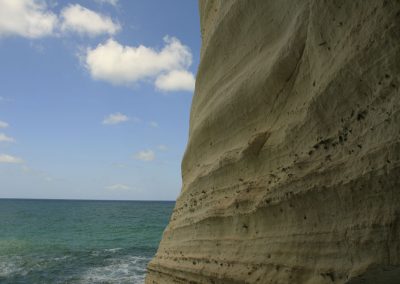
<box><xmin>147</xmin><ymin>1</ymin><xmax>400</xmax><ymax>283</ymax></box>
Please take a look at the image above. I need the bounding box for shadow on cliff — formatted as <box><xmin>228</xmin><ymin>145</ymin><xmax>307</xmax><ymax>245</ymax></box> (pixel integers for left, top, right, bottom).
<box><xmin>346</xmin><ymin>265</ymin><xmax>400</xmax><ymax>284</ymax></box>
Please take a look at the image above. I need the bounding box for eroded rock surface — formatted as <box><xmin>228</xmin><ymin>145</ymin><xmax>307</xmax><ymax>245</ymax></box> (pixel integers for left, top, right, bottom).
<box><xmin>146</xmin><ymin>1</ymin><xmax>400</xmax><ymax>283</ymax></box>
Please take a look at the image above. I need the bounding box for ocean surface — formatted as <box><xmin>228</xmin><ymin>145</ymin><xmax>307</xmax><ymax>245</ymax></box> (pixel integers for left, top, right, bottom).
<box><xmin>0</xmin><ymin>199</ymin><xmax>174</xmax><ymax>284</ymax></box>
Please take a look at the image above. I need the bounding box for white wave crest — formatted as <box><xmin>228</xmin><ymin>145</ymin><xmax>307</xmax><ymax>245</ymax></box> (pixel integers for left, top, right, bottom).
<box><xmin>79</xmin><ymin>255</ymin><xmax>150</xmax><ymax>284</ymax></box>
<box><xmin>0</xmin><ymin>256</ymin><xmax>24</xmax><ymax>277</ymax></box>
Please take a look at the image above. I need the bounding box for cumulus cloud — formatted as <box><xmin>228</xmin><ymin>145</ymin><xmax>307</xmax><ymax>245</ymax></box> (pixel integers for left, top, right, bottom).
<box><xmin>0</xmin><ymin>0</ymin><xmax>58</xmax><ymax>38</ymax></box>
<box><xmin>94</xmin><ymin>0</ymin><xmax>118</xmax><ymax>6</ymax></box>
<box><xmin>155</xmin><ymin>70</ymin><xmax>195</xmax><ymax>92</ymax></box>
<box><xmin>84</xmin><ymin>36</ymin><xmax>195</xmax><ymax>92</ymax></box>
<box><xmin>0</xmin><ymin>1</ymin><xmax>120</xmax><ymax>39</ymax></box>
<box><xmin>0</xmin><ymin>120</ymin><xmax>9</xmax><ymax>128</ymax></box>
<box><xmin>106</xmin><ymin>183</ymin><xmax>130</xmax><ymax>190</ymax></box>
<box><xmin>60</xmin><ymin>4</ymin><xmax>120</xmax><ymax>36</ymax></box>
<box><xmin>102</xmin><ymin>112</ymin><xmax>129</xmax><ymax>125</ymax></box>
<box><xmin>134</xmin><ymin>150</ymin><xmax>155</xmax><ymax>161</ymax></box>
<box><xmin>0</xmin><ymin>133</ymin><xmax>15</xmax><ymax>142</ymax></box>
<box><xmin>0</xmin><ymin>154</ymin><xmax>23</xmax><ymax>164</ymax></box>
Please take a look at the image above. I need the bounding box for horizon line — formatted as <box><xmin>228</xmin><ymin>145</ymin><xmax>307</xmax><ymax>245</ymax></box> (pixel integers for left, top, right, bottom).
<box><xmin>0</xmin><ymin>197</ymin><xmax>176</xmax><ymax>202</ymax></box>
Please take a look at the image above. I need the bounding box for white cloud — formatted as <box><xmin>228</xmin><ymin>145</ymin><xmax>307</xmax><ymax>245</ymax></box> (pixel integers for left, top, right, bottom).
<box><xmin>155</xmin><ymin>70</ymin><xmax>195</xmax><ymax>92</ymax></box>
<box><xmin>0</xmin><ymin>133</ymin><xmax>15</xmax><ymax>142</ymax></box>
<box><xmin>134</xmin><ymin>150</ymin><xmax>155</xmax><ymax>161</ymax></box>
<box><xmin>157</xmin><ymin>144</ymin><xmax>168</xmax><ymax>151</ymax></box>
<box><xmin>149</xmin><ymin>121</ymin><xmax>158</xmax><ymax>128</ymax></box>
<box><xmin>0</xmin><ymin>154</ymin><xmax>23</xmax><ymax>164</ymax></box>
<box><xmin>102</xmin><ymin>112</ymin><xmax>129</xmax><ymax>125</ymax></box>
<box><xmin>0</xmin><ymin>120</ymin><xmax>9</xmax><ymax>128</ymax></box>
<box><xmin>0</xmin><ymin>0</ymin><xmax>58</xmax><ymax>38</ymax></box>
<box><xmin>60</xmin><ymin>4</ymin><xmax>120</xmax><ymax>36</ymax></box>
<box><xmin>106</xmin><ymin>183</ymin><xmax>130</xmax><ymax>190</ymax></box>
<box><xmin>84</xmin><ymin>36</ymin><xmax>195</xmax><ymax>92</ymax></box>
<box><xmin>0</xmin><ymin>1</ymin><xmax>120</xmax><ymax>39</ymax></box>
<box><xmin>94</xmin><ymin>0</ymin><xmax>118</xmax><ymax>6</ymax></box>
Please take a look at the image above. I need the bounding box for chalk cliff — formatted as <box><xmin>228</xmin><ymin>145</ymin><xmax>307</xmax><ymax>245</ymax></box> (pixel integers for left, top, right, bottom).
<box><xmin>146</xmin><ymin>1</ymin><xmax>400</xmax><ymax>283</ymax></box>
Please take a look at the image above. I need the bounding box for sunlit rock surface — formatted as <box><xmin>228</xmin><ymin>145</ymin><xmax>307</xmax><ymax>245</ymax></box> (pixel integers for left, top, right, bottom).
<box><xmin>146</xmin><ymin>1</ymin><xmax>400</xmax><ymax>283</ymax></box>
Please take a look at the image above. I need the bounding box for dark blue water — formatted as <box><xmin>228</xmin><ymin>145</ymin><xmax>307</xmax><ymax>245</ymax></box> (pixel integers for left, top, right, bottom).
<box><xmin>0</xmin><ymin>199</ymin><xmax>174</xmax><ymax>283</ymax></box>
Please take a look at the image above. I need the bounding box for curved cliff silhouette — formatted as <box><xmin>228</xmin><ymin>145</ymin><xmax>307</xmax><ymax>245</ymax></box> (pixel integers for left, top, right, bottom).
<box><xmin>147</xmin><ymin>1</ymin><xmax>400</xmax><ymax>283</ymax></box>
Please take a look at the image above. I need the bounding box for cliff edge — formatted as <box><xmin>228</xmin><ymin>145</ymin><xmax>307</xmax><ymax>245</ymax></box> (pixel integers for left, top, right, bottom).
<box><xmin>146</xmin><ymin>1</ymin><xmax>400</xmax><ymax>283</ymax></box>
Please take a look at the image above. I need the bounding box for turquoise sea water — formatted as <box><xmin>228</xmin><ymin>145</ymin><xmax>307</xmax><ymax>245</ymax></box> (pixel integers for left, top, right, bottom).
<box><xmin>0</xmin><ymin>199</ymin><xmax>174</xmax><ymax>283</ymax></box>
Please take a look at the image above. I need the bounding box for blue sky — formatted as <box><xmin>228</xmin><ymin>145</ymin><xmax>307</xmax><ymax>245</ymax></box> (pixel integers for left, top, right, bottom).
<box><xmin>0</xmin><ymin>0</ymin><xmax>200</xmax><ymax>200</ymax></box>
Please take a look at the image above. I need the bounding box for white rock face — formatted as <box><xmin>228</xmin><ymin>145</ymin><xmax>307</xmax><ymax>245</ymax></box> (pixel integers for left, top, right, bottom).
<box><xmin>146</xmin><ymin>1</ymin><xmax>400</xmax><ymax>283</ymax></box>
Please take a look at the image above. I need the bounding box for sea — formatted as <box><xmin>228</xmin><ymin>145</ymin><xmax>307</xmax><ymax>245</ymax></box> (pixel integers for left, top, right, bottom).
<box><xmin>0</xmin><ymin>199</ymin><xmax>174</xmax><ymax>284</ymax></box>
